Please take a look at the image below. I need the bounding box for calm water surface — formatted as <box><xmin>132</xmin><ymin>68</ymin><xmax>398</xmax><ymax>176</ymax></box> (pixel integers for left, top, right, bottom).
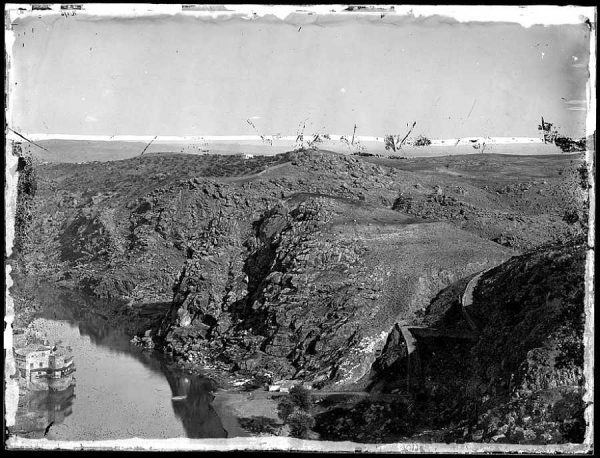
<box><xmin>11</xmin><ymin>286</ymin><xmax>227</xmax><ymax>441</ymax></box>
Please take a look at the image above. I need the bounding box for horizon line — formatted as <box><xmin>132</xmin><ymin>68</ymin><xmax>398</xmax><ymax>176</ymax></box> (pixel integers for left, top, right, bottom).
<box><xmin>9</xmin><ymin>133</ymin><xmax>547</xmax><ymax>145</ymax></box>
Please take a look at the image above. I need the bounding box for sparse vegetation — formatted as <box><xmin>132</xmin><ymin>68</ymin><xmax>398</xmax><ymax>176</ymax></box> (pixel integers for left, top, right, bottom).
<box><xmin>238</xmin><ymin>416</ymin><xmax>281</xmax><ymax>435</ymax></box>
<box><xmin>413</xmin><ymin>135</ymin><xmax>432</xmax><ymax>147</ymax></box>
<box><xmin>307</xmin><ymin>133</ymin><xmax>323</xmax><ymax>149</ymax></box>
<box><xmin>538</xmin><ymin>117</ymin><xmax>559</xmax><ymax>144</ymax></box>
<box><xmin>385</xmin><ymin>121</ymin><xmax>418</xmax><ymax>152</ymax></box>
<box><xmin>538</xmin><ymin>117</ymin><xmax>587</xmax><ymax>153</ymax></box>
<box><xmin>554</xmin><ymin>136</ymin><xmax>587</xmax><ymax>153</ymax></box>
<box><xmin>384</xmin><ymin>134</ymin><xmax>400</xmax><ymax>152</ymax></box>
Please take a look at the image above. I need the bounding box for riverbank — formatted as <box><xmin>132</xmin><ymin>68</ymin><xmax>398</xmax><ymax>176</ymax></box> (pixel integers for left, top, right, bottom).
<box><xmin>6</xmin><ymin>292</ymin><xmax>229</xmax><ymax>441</ymax></box>
<box><xmin>211</xmin><ymin>389</ymin><xmax>283</xmax><ymax>438</ymax></box>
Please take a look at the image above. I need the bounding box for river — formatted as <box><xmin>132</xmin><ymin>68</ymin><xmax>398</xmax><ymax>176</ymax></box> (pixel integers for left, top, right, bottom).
<box><xmin>9</xmin><ymin>285</ymin><xmax>229</xmax><ymax>441</ymax></box>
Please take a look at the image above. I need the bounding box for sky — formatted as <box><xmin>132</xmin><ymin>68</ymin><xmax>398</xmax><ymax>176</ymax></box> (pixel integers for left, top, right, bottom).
<box><xmin>8</xmin><ymin>12</ymin><xmax>591</xmax><ymax>139</ymax></box>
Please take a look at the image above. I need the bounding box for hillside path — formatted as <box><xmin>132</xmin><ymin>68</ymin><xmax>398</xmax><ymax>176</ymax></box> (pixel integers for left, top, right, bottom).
<box><xmin>460</xmin><ymin>268</ymin><xmax>494</xmax><ymax>332</ymax></box>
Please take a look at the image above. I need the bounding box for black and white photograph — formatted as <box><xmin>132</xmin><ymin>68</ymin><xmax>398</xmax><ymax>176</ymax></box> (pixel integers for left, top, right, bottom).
<box><xmin>4</xmin><ymin>4</ymin><xmax>595</xmax><ymax>453</ymax></box>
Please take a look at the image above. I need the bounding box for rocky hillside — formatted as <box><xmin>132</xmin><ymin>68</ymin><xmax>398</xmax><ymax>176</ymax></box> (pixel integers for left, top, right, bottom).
<box><xmin>12</xmin><ymin>152</ymin><xmax>286</xmax><ymax>304</ymax></box>
<box><xmin>361</xmin><ymin>242</ymin><xmax>588</xmax><ymax>444</ymax></box>
<box><xmin>158</xmin><ymin>190</ymin><xmax>513</xmax><ymax>387</ymax></box>
<box><xmin>365</xmin><ymin>153</ymin><xmax>590</xmax><ymax>252</ymax></box>
<box><xmin>11</xmin><ymin>148</ymin><xmax>588</xmax><ymax>388</ymax></box>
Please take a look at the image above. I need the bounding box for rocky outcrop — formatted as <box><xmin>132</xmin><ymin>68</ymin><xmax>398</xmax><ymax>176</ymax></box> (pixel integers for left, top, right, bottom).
<box><xmin>15</xmin><ymin>149</ymin><xmax>585</xmax><ymax>300</ymax></box>
<box><xmin>11</xmin><ymin>153</ymin><xmax>285</xmax><ymax>301</ymax></box>
<box><xmin>157</xmin><ymin>185</ymin><xmax>513</xmax><ymax>387</ymax></box>
<box><xmin>13</xmin><ymin>150</ymin><xmax>37</xmax><ymax>256</ymax></box>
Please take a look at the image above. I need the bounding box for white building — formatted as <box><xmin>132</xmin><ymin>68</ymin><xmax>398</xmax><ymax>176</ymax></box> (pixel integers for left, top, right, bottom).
<box><xmin>14</xmin><ymin>343</ymin><xmax>75</xmax><ymax>387</ymax></box>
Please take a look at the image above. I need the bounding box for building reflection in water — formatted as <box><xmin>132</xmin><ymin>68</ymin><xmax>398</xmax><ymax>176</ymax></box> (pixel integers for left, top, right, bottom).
<box><xmin>12</xmin><ymin>382</ymin><xmax>76</xmax><ymax>438</ymax></box>
<box><xmin>12</xmin><ymin>283</ymin><xmax>228</xmax><ymax>439</ymax></box>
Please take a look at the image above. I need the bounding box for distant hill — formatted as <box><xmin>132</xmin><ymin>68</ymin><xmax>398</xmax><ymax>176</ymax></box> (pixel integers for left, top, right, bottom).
<box><xmin>17</xmin><ymin>138</ymin><xmax>571</xmax><ymax>164</ymax></box>
<box><xmin>21</xmin><ymin>139</ymin><xmax>150</xmax><ymax>163</ymax></box>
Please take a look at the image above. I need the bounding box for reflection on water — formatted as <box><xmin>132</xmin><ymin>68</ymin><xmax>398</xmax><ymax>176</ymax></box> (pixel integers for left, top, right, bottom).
<box><xmin>165</xmin><ymin>373</ymin><xmax>227</xmax><ymax>438</ymax></box>
<box><xmin>13</xmin><ymin>384</ymin><xmax>76</xmax><ymax>438</ymax></box>
<box><xmin>10</xmin><ymin>285</ymin><xmax>227</xmax><ymax>440</ymax></box>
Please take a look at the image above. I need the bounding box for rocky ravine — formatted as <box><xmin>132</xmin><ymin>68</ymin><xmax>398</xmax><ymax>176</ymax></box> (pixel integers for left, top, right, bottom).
<box><xmin>12</xmin><ymin>148</ymin><xmax>587</xmax><ymax>389</ymax></box>
<box><xmin>157</xmin><ymin>193</ymin><xmax>513</xmax><ymax>387</ymax></box>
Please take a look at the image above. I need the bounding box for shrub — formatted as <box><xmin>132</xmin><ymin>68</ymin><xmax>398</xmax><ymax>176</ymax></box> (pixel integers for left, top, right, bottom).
<box><xmin>414</xmin><ymin>135</ymin><xmax>432</xmax><ymax>147</ymax></box>
<box><xmin>277</xmin><ymin>397</ymin><xmax>296</xmax><ymax>422</ymax></box>
<box><xmin>555</xmin><ymin>136</ymin><xmax>586</xmax><ymax>153</ymax></box>
<box><xmin>309</xmin><ymin>134</ymin><xmax>323</xmax><ymax>144</ymax></box>
<box><xmin>290</xmin><ymin>384</ymin><xmax>313</xmax><ymax>411</ymax></box>
<box><xmin>563</xmin><ymin>209</ymin><xmax>580</xmax><ymax>225</ymax></box>
<box><xmin>278</xmin><ymin>385</ymin><xmax>316</xmax><ymax>437</ymax></box>
<box><xmin>537</xmin><ymin>118</ymin><xmax>586</xmax><ymax>152</ymax></box>
<box><xmin>287</xmin><ymin>410</ymin><xmax>316</xmax><ymax>439</ymax></box>
<box><xmin>538</xmin><ymin>119</ymin><xmax>559</xmax><ymax>144</ymax></box>
<box><xmin>384</xmin><ymin>134</ymin><xmax>400</xmax><ymax>152</ymax></box>
<box><xmin>238</xmin><ymin>416</ymin><xmax>280</xmax><ymax>435</ymax></box>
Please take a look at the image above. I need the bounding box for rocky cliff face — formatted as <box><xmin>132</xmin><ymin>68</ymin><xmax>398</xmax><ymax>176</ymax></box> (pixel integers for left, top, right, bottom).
<box><xmin>13</xmin><ymin>147</ymin><xmax>37</xmax><ymax>256</ymax></box>
<box><xmin>11</xmin><ymin>153</ymin><xmax>285</xmax><ymax>304</ymax></box>
<box><xmin>12</xmin><ymin>148</ymin><xmax>587</xmax><ymax>390</ymax></box>
<box><xmin>151</xmin><ymin>151</ymin><xmax>515</xmax><ymax>387</ymax></box>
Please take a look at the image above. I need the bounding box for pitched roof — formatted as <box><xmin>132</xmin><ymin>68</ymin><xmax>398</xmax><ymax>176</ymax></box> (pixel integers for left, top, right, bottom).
<box><xmin>14</xmin><ymin>344</ymin><xmax>51</xmax><ymax>357</ymax></box>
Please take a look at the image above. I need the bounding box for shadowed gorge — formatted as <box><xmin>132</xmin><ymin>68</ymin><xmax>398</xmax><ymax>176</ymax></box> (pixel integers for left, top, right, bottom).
<box><xmin>9</xmin><ymin>147</ymin><xmax>590</xmax><ymax>444</ymax></box>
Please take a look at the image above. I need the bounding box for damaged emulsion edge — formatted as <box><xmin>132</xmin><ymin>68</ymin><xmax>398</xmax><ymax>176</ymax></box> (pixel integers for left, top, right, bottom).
<box><xmin>4</xmin><ymin>1</ymin><xmax>20</xmax><ymax>442</ymax></box>
<box><xmin>3</xmin><ymin>3</ymin><xmax>596</xmax><ymax>453</ymax></box>
<box><xmin>582</xmin><ymin>7</ymin><xmax>596</xmax><ymax>449</ymax></box>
